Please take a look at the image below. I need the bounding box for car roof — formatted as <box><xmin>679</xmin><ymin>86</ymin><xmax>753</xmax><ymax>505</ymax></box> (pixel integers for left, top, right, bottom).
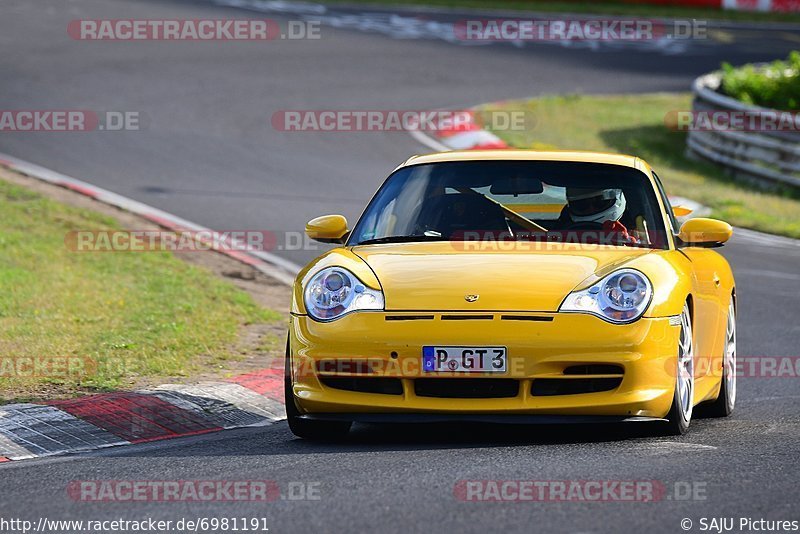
<box><xmin>399</xmin><ymin>150</ymin><xmax>642</xmax><ymax>170</ymax></box>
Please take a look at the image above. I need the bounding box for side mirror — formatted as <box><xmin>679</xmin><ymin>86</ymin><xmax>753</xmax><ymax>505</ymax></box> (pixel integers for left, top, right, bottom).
<box><xmin>305</xmin><ymin>214</ymin><xmax>349</xmax><ymax>244</ymax></box>
<box><xmin>678</xmin><ymin>218</ymin><xmax>732</xmax><ymax>247</ymax></box>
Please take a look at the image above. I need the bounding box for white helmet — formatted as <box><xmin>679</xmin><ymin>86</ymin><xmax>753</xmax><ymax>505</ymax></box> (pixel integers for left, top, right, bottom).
<box><xmin>566</xmin><ymin>188</ymin><xmax>626</xmax><ymax>224</ymax></box>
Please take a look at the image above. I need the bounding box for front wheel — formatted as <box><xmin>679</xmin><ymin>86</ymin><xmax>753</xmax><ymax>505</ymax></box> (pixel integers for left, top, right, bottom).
<box><xmin>662</xmin><ymin>304</ymin><xmax>694</xmax><ymax>435</ymax></box>
<box><xmin>285</xmin><ymin>343</ymin><xmax>351</xmax><ymax>441</ymax></box>
<box><xmin>697</xmin><ymin>297</ymin><xmax>736</xmax><ymax>418</ymax></box>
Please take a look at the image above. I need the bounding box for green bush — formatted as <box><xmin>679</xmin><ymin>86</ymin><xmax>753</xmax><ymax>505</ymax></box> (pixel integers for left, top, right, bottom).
<box><xmin>720</xmin><ymin>51</ymin><xmax>800</xmax><ymax>111</ymax></box>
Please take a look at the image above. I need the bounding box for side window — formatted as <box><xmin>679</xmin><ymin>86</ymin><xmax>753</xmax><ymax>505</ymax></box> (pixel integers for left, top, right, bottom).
<box><xmin>652</xmin><ymin>172</ymin><xmax>679</xmax><ymax>234</ymax></box>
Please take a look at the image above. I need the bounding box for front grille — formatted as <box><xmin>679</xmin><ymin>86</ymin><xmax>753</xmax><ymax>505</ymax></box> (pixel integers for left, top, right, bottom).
<box><xmin>385</xmin><ymin>315</ymin><xmax>435</xmax><ymax>321</ymax></box>
<box><xmin>319</xmin><ymin>376</ymin><xmax>403</xmax><ymax>395</ymax></box>
<box><xmin>563</xmin><ymin>364</ymin><xmax>624</xmax><ymax>375</ymax></box>
<box><xmin>531</xmin><ymin>377</ymin><xmax>622</xmax><ymax>396</ymax></box>
<box><xmin>500</xmin><ymin>315</ymin><xmax>554</xmax><ymax>322</ymax></box>
<box><xmin>414</xmin><ymin>378</ymin><xmax>519</xmax><ymax>399</ymax></box>
<box><xmin>316</xmin><ymin>359</ymin><xmax>374</xmax><ymax>374</ymax></box>
<box><xmin>440</xmin><ymin>315</ymin><xmax>494</xmax><ymax>321</ymax></box>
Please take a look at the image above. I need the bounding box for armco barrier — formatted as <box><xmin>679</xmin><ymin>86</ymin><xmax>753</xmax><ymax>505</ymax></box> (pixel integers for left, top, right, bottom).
<box><xmin>686</xmin><ymin>72</ymin><xmax>800</xmax><ymax>189</ymax></box>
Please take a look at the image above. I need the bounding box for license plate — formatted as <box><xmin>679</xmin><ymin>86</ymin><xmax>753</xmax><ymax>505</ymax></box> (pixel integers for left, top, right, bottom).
<box><xmin>422</xmin><ymin>346</ymin><xmax>507</xmax><ymax>373</ymax></box>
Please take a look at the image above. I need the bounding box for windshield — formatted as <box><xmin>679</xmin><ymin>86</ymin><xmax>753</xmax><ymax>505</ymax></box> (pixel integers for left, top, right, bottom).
<box><xmin>349</xmin><ymin>161</ymin><xmax>669</xmax><ymax>249</ymax></box>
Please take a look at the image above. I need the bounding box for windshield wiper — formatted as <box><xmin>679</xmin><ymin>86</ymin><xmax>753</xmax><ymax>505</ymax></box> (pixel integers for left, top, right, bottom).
<box><xmin>356</xmin><ymin>234</ymin><xmax>446</xmax><ymax>245</ymax></box>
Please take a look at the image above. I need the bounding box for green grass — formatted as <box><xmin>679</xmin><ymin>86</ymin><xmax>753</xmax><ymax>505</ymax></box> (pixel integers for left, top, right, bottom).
<box><xmin>479</xmin><ymin>93</ymin><xmax>800</xmax><ymax>238</ymax></box>
<box><xmin>321</xmin><ymin>0</ymin><xmax>800</xmax><ymax>24</ymax></box>
<box><xmin>0</xmin><ymin>179</ymin><xmax>281</xmax><ymax>400</ymax></box>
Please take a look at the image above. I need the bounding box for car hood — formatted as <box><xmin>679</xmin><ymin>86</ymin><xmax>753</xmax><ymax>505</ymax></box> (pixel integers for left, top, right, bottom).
<box><xmin>351</xmin><ymin>242</ymin><xmax>652</xmax><ymax>312</ymax></box>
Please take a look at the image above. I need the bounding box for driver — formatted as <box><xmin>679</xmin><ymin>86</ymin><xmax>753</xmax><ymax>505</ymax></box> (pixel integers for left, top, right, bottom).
<box><xmin>563</xmin><ymin>188</ymin><xmax>637</xmax><ymax>244</ymax></box>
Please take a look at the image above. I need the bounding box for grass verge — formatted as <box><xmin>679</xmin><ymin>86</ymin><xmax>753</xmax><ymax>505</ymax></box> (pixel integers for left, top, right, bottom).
<box><xmin>320</xmin><ymin>0</ymin><xmax>800</xmax><ymax>24</ymax></box>
<box><xmin>479</xmin><ymin>93</ymin><xmax>800</xmax><ymax>238</ymax></box>
<box><xmin>0</xmin><ymin>177</ymin><xmax>282</xmax><ymax>401</ymax></box>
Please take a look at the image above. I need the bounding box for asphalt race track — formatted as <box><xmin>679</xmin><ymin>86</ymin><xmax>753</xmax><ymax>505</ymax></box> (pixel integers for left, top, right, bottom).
<box><xmin>1</xmin><ymin>0</ymin><xmax>800</xmax><ymax>532</ymax></box>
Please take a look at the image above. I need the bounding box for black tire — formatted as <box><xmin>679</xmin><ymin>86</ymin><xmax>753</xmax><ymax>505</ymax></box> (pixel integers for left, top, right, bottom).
<box><xmin>662</xmin><ymin>304</ymin><xmax>694</xmax><ymax>436</ymax></box>
<box><xmin>285</xmin><ymin>339</ymin><xmax>351</xmax><ymax>441</ymax></box>
<box><xmin>662</xmin><ymin>382</ymin><xmax>691</xmax><ymax>436</ymax></box>
<box><xmin>697</xmin><ymin>298</ymin><xmax>736</xmax><ymax>418</ymax></box>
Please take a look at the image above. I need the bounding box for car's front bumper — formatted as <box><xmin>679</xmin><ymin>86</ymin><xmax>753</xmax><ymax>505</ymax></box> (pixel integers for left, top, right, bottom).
<box><xmin>288</xmin><ymin>312</ymin><xmax>680</xmax><ymax>419</ymax></box>
<box><xmin>297</xmin><ymin>413</ymin><xmax>666</xmax><ymax>424</ymax></box>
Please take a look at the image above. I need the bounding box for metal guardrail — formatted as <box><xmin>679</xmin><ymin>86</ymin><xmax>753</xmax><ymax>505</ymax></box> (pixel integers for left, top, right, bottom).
<box><xmin>687</xmin><ymin>72</ymin><xmax>800</xmax><ymax>189</ymax></box>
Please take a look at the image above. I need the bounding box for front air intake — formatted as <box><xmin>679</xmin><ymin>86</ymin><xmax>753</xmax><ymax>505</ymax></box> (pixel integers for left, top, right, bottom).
<box><xmin>414</xmin><ymin>378</ymin><xmax>519</xmax><ymax>398</ymax></box>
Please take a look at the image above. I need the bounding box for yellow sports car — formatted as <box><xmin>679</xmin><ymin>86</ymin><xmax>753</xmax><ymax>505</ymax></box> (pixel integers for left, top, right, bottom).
<box><xmin>285</xmin><ymin>150</ymin><xmax>736</xmax><ymax>438</ymax></box>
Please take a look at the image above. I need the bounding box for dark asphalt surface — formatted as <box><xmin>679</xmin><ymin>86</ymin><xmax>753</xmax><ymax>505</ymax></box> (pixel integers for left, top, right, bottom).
<box><xmin>1</xmin><ymin>0</ymin><xmax>800</xmax><ymax>532</ymax></box>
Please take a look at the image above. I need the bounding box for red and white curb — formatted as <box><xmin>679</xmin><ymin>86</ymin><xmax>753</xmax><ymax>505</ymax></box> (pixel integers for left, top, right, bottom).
<box><xmin>0</xmin><ymin>153</ymin><xmax>300</xmax><ymax>462</ymax></box>
<box><xmin>0</xmin><ymin>369</ymin><xmax>286</xmax><ymax>462</ymax></box>
<box><xmin>409</xmin><ymin>109</ymin><xmax>508</xmax><ymax>152</ymax></box>
<box><xmin>722</xmin><ymin>0</ymin><xmax>798</xmax><ymax>11</ymax></box>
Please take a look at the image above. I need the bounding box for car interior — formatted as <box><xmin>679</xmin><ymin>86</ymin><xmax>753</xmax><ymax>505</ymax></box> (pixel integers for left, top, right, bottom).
<box><xmin>352</xmin><ymin>161</ymin><xmax>669</xmax><ymax>248</ymax></box>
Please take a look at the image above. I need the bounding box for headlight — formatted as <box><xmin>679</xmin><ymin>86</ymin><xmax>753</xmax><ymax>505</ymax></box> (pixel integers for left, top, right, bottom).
<box><xmin>560</xmin><ymin>269</ymin><xmax>652</xmax><ymax>324</ymax></box>
<box><xmin>303</xmin><ymin>267</ymin><xmax>384</xmax><ymax>321</ymax></box>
